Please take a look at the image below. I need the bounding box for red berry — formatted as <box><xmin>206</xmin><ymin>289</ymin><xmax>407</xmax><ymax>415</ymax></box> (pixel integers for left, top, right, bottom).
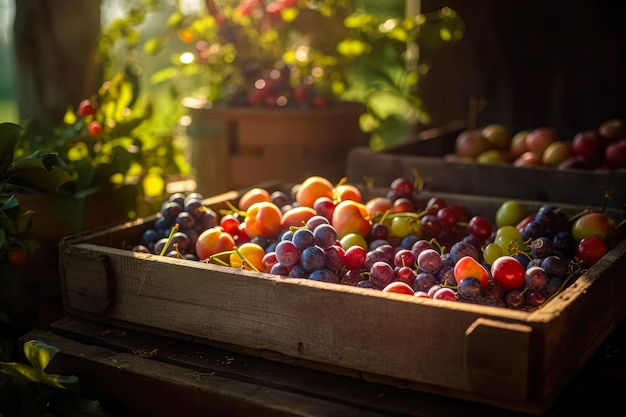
<box><xmin>490</xmin><ymin>256</ymin><xmax>526</xmax><ymax>290</ymax></box>
<box><xmin>87</xmin><ymin>120</ymin><xmax>103</xmax><ymax>138</ymax></box>
<box><xmin>78</xmin><ymin>99</ymin><xmax>97</xmax><ymax>117</ymax></box>
<box><xmin>575</xmin><ymin>237</ymin><xmax>607</xmax><ymax>268</ymax></box>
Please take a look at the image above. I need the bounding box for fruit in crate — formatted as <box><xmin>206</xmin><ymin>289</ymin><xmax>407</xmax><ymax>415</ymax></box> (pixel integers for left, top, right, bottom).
<box><xmin>133</xmin><ymin>175</ymin><xmax>624</xmax><ymax>312</ymax></box>
<box><xmin>447</xmin><ymin>118</ymin><xmax>626</xmax><ymax>170</ymax></box>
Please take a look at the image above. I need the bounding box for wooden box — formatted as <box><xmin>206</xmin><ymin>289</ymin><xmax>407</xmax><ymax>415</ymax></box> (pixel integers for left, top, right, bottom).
<box><xmin>346</xmin><ymin>124</ymin><xmax>626</xmax><ymax>209</ymax></box>
<box><xmin>184</xmin><ymin>102</ymin><xmax>369</xmax><ymax>197</ymax></box>
<box><xmin>58</xmin><ymin>184</ymin><xmax>626</xmax><ymax>415</ymax></box>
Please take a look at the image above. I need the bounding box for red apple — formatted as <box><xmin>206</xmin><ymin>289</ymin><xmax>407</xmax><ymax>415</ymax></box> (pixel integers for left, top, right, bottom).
<box><xmin>571</xmin><ymin>130</ymin><xmax>604</xmax><ymax>165</ymax></box>
<box><xmin>525</xmin><ymin>127</ymin><xmax>558</xmax><ymax>156</ymax></box>
<box><xmin>455</xmin><ymin>129</ymin><xmax>491</xmax><ymax>158</ymax></box>
<box><xmin>604</xmin><ymin>139</ymin><xmax>626</xmax><ymax>169</ymax></box>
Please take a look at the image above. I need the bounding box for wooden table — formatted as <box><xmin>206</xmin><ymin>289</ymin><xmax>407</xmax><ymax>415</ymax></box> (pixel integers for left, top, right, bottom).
<box><xmin>20</xmin><ymin>316</ymin><xmax>626</xmax><ymax>417</ymax></box>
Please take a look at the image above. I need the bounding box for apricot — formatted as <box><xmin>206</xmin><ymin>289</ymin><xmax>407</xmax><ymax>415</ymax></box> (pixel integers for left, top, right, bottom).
<box><xmin>296</xmin><ymin>176</ymin><xmax>334</xmax><ymax>207</ymax></box>
<box><xmin>195</xmin><ymin>226</ymin><xmax>236</xmax><ymax>261</ymax></box>
<box><xmin>230</xmin><ymin>242</ymin><xmax>267</xmax><ymax>272</ymax></box>
<box><xmin>365</xmin><ymin>196</ymin><xmax>393</xmax><ymax>218</ymax></box>
<box><xmin>244</xmin><ymin>201</ymin><xmax>283</xmax><ymax>239</ymax></box>
<box><xmin>281</xmin><ymin>206</ymin><xmax>317</xmax><ymax>230</ymax></box>
<box><xmin>238</xmin><ymin>187</ymin><xmax>271</xmax><ymax>211</ymax></box>
<box><xmin>334</xmin><ymin>183</ymin><xmax>362</xmax><ymax>203</ymax></box>
<box><xmin>331</xmin><ymin>200</ymin><xmax>371</xmax><ymax>239</ymax></box>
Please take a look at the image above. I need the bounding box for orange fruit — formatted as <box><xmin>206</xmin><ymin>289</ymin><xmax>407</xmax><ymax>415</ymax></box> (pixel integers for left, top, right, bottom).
<box><xmin>239</xmin><ymin>187</ymin><xmax>271</xmax><ymax>212</ymax></box>
<box><xmin>296</xmin><ymin>176</ymin><xmax>334</xmax><ymax>208</ymax></box>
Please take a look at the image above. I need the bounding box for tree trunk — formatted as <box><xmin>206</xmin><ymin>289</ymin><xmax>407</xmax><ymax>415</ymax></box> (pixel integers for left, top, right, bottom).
<box><xmin>13</xmin><ymin>0</ymin><xmax>101</xmax><ymax>128</ymax></box>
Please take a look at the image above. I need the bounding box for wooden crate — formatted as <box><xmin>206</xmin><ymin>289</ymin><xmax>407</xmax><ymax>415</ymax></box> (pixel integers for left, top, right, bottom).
<box><xmin>184</xmin><ymin>103</ymin><xmax>369</xmax><ymax>197</ymax></box>
<box><xmin>345</xmin><ymin>127</ymin><xmax>626</xmax><ymax>209</ymax></box>
<box><xmin>58</xmin><ymin>184</ymin><xmax>626</xmax><ymax>415</ymax></box>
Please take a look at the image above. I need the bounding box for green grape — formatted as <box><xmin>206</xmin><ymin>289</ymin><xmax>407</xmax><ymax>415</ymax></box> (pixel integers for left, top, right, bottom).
<box><xmin>482</xmin><ymin>242</ymin><xmax>503</xmax><ymax>265</ymax></box>
<box><xmin>390</xmin><ymin>216</ymin><xmax>413</xmax><ymax>238</ymax></box>
<box><xmin>495</xmin><ymin>200</ymin><xmax>528</xmax><ymax>228</ymax></box>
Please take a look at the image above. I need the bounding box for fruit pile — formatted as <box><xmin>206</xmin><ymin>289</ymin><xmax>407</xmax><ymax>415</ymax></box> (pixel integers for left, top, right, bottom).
<box><xmin>132</xmin><ymin>175</ymin><xmax>624</xmax><ymax>311</ymax></box>
<box><xmin>449</xmin><ymin>118</ymin><xmax>626</xmax><ymax>170</ymax></box>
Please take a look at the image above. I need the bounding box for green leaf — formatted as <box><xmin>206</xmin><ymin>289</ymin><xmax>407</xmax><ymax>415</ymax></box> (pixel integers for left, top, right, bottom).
<box><xmin>0</xmin><ymin>362</ymin><xmax>65</xmax><ymax>388</ymax></box>
<box><xmin>0</xmin><ymin>122</ymin><xmax>21</xmax><ymax>174</ymax></box>
<box><xmin>24</xmin><ymin>339</ymin><xmax>59</xmax><ymax>371</ymax></box>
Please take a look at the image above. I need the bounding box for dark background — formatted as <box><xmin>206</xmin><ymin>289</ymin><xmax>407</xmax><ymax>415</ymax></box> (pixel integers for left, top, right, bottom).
<box><xmin>419</xmin><ymin>0</ymin><xmax>626</xmax><ymax>138</ymax></box>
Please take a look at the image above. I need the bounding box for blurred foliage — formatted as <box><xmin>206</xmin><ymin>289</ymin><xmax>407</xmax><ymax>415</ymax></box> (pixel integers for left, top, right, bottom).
<box><xmin>14</xmin><ymin>73</ymin><xmax>190</xmax><ymax>231</ymax></box>
<box><xmin>0</xmin><ymin>339</ymin><xmax>109</xmax><ymax>416</ymax></box>
<box><xmin>97</xmin><ymin>0</ymin><xmax>464</xmax><ymax>149</ymax></box>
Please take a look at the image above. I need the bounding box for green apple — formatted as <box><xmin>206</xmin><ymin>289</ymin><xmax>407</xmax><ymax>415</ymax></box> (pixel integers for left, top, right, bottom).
<box><xmin>571</xmin><ymin>212</ymin><xmax>609</xmax><ymax>242</ymax></box>
<box><xmin>542</xmin><ymin>140</ymin><xmax>573</xmax><ymax>166</ymax></box>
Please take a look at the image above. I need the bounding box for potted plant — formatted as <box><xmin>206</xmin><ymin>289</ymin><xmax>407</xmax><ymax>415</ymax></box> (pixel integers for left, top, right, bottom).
<box><xmin>14</xmin><ymin>72</ymin><xmax>191</xmax><ymax>237</ymax></box>
<box><xmin>0</xmin><ymin>122</ymin><xmax>73</xmax><ymax>361</ymax></box>
<box><xmin>99</xmin><ymin>0</ymin><xmax>463</xmax><ymax>193</ymax></box>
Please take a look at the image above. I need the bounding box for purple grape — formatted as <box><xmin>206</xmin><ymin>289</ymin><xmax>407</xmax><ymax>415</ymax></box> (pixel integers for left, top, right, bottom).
<box><xmin>400</xmin><ymin>234</ymin><xmax>420</xmax><ymax>250</ymax></box>
<box><xmin>530</xmin><ymin>237</ymin><xmax>554</xmax><ymax>258</ymax></box>
<box><xmin>306</xmin><ymin>215</ymin><xmax>330</xmax><ymax>231</ymax></box>
<box><xmin>275</xmin><ymin>240</ymin><xmax>300</xmax><ymax>267</ymax></box>
<box><xmin>504</xmin><ymin>289</ymin><xmax>525</xmax><ymax>309</ymax></box>
<box><xmin>413</xmin><ymin>272</ymin><xmax>436</xmax><ymax>292</ymax></box>
<box><xmin>457</xmin><ymin>277</ymin><xmax>482</xmax><ymax>301</ymax></box>
<box><xmin>553</xmin><ymin>232</ymin><xmax>576</xmax><ymax>259</ymax></box>
<box><xmin>375</xmin><ymin>244</ymin><xmax>396</xmax><ymax>264</ymax></box>
<box><xmin>417</xmin><ymin>248</ymin><xmax>442</xmax><ymax>274</ymax></box>
<box><xmin>370</xmin><ymin>223</ymin><xmax>390</xmax><ymax>240</ymax></box>
<box><xmin>394</xmin><ymin>249</ymin><xmax>415</xmax><ymax>268</ymax></box>
<box><xmin>357</xmin><ymin>279</ymin><xmax>380</xmax><ymax>290</ymax></box>
<box><xmin>521</xmin><ymin>220</ymin><xmax>545</xmax><ymax>241</ymax></box>
<box><xmin>437</xmin><ymin>265</ymin><xmax>455</xmax><ymax>285</ymax></box>
<box><xmin>525</xmin><ymin>266</ymin><xmax>548</xmax><ymax>291</ymax></box>
<box><xmin>364</xmin><ymin>249</ymin><xmax>389</xmax><ymax>270</ymax></box>
<box><xmin>288</xmin><ymin>264</ymin><xmax>310</xmax><ymax>278</ymax></box>
<box><xmin>313</xmin><ymin>224</ymin><xmax>338</xmax><ymax>249</ymax></box>
<box><xmin>526</xmin><ymin>290</ymin><xmax>547</xmax><ymax>308</ymax></box>
<box><xmin>175</xmin><ymin>211</ymin><xmax>196</xmax><ymax>231</ymax></box>
<box><xmin>341</xmin><ymin>269</ymin><xmax>365</xmax><ymax>286</ymax></box>
<box><xmin>369</xmin><ymin>261</ymin><xmax>395</xmax><ymax>288</ymax></box>
<box><xmin>300</xmin><ymin>245</ymin><xmax>326</xmax><ymax>272</ymax></box>
<box><xmin>292</xmin><ymin>228</ymin><xmax>315</xmax><ymax>251</ymax></box>
<box><xmin>369</xmin><ymin>239</ymin><xmax>391</xmax><ymax>252</ymax></box>
<box><xmin>541</xmin><ymin>255</ymin><xmax>569</xmax><ymax>278</ymax></box>
<box><xmin>270</xmin><ymin>262</ymin><xmax>290</xmax><ymax>276</ymax></box>
<box><xmin>395</xmin><ymin>266</ymin><xmax>416</xmax><ymax>287</ymax></box>
<box><xmin>479</xmin><ymin>296</ymin><xmax>506</xmax><ymax>308</ymax></box>
<box><xmin>410</xmin><ymin>239</ymin><xmax>435</xmax><ymax>259</ymax></box>
<box><xmin>309</xmin><ymin>268</ymin><xmax>339</xmax><ymax>283</ymax></box>
<box><xmin>449</xmin><ymin>241</ymin><xmax>479</xmax><ymax>263</ymax></box>
<box><xmin>324</xmin><ymin>245</ymin><xmax>345</xmax><ymax>271</ymax></box>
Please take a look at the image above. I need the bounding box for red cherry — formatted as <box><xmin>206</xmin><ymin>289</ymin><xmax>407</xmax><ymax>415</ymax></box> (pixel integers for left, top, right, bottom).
<box><xmin>490</xmin><ymin>256</ymin><xmax>525</xmax><ymax>290</ymax></box>
<box><xmin>467</xmin><ymin>215</ymin><xmax>493</xmax><ymax>241</ymax></box>
<box><xmin>78</xmin><ymin>99</ymin><xmax>97</xmax><ymax>117</ymax></box>
<box><xmin>87</xmin><ymin>120</ymin><xmax>103</xmax><ymax>138</ymax></box>
<box><xmin>575</xmin><ymin>237</ymin><xmax>607</xmax><ymax>268</ymax></box>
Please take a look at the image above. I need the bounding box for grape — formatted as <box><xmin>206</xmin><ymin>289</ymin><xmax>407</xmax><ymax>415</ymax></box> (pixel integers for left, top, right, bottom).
<box><xmin>427</xmin><ymin>285</ymin><xmax>442</xmax><ymax>298</ymax></box>
<box><xmin>525</xmin><ymin>266</ymin><xmax>548</xmax><ymax>291</ymax></box>
<box><xmin>344</xmin><ymin>246</ymin><xmax>366</xmax><ymax>270</ymax></box>
<box><xmin>480</xmin><ymin>296</ymin><xmax>506</xmax><ymax>308</ymax></box>
<box><xmin>274</xmin><ymin>240</ymin><xmax>300</xmax><ymax>266</ymax></box>
<box><xmin>534</xmin><ymin>205</ymin><xmax>560</xmax><ymax>228</ymax></box>
<box><xmin>521</xmin><ymin>220</ymin><xmax>545</xmax><ymax>241</ymax></box>
<box><xmin>364</xmin><ymin>249</ymin><xmax>389</xmax><ymax>270</ymax></box>
<box><xmin>309</xmin><ymin>268</ymin><xmax>339</xmax><ymax>283</ymax></box>
<box><xmin>553</xmin><ymin>231</ymin><xmax>576</xmax><ymax>258</ymax></box>
<box><xmin>437</xmin><ymin>265</ymin><xmax>455</xmax><ymax>285</ymax></box>
<box><xmin>400</xmin><ymin>234</ymin><xmax>420</xmax><ymax>250</ymax></box>
<box><xmin>288</xmin><ymin>264</ymin><xmax>310</xmax><ymax>278</ymax></box>
<box><xmin>262</xmin><ymin>252</ymin><xmax>278</xmax><ymax>271</ymax></box>
<box><xmin>410</xmin><ymin>239</ymin><xmax>435</xmax><ymax>259</ymax></box>
<box><xmin>324</xmin><ymin>245</ymin><xmax>346</xmax><ymax>271</ymax></box>
<box><xmin>195</xmin><ymin>209</ymin><xmax>218</xmax><ymax>232</ymax></box>
<box><xmin>292</xmin><ymin>228</ymin><xmax>315</xmax><ymax>251</ymax></box>
<box><xmin>300</xmin><ymin>245</ymin><xmax>326</xmax><ymax>272</ymax></box>
<box><xmin>341</xmin><ymin>269</ymin><xmax>365</xmax><ymax>286</ymax></box>
<box><xmin>357</xmin><ymin>279</ymin><xmax>379</xmax><ymax>290</ymax></box>
<box><xmin>526</xmin><ymin>290</ymin><xmax>547</xmax><ymax>308</ymax></box>
<box><xmin>142</xmin><ymin>229</ymin><xmax>160</xmax><ymax>246</ymax></box>
<box><xmin>417</xmin><ymin>249</ymin><xmax>442</xmax><ymax>274</ymax></box>
<box><xmin>390</xmin><ymin>216</ymin><xmax>413</xmax><ymax>238</ymax></box>
<box><xmin>175</xmin><ymin>211</ymin><xmax>196</xmax><ymax>231</ymax></box>
<box><xmin>482</xmin><ymin>242</ymin><xmax>503</xmax><ymax>265</ymax></box>
<box><xmin>468</xmin><ymin>215</ymin><xmax>493</xmax><ymax>241</ymax></box>
<box><xmin>393</xmin><ymin>249</ymin><xmax>415</xmax><ymax>268</ymax></box>
<box><xmin>420</xmin><ymin>214</ymin><xmax>442</xmax><ymax>239</ymax></box>
<box><xmin>437</xmin><ymin>207</ymin><xmax>458</xmax><ymax>228</ymax></box>
<box><xmin>306</xmin><ymin>215</ymin><xmax>330</xmax><ymax>231</ymax></box>
<box><xmin>271</xmin><ymin>190</ymin><xmax>291</xmax><ymax>208</ymax></box>
<box><xmin>530</xmin><ymin>237</ymin><xmax>554</xmax><ymax>258</ymax></box>
<box><xmin>413</xmin><ymin>272</ymin><xmax>436</xmax><ymax>292</ymax></box>
<box><xmin>432</xmin><ymin>287</ymin><xmax>457</xmax><ymax>301</ymax></box>
<box><xmin>183</xmin><ymin>197</ymin><xmax>204</xmax><ymax>220</ymax></box>
<box><xmin>370</xmin><ymin>223</ymin><xmax>390</xmax><ymax>241</ymax></box>
<box><xmin>374</xmin><ymin>244</ymin><xmax>395</xmax><ymax>264</ymax></box>
<box><xmin>545</xmin><ymin>276</ymin><xmax>563</xmax><ymax>297</ymax></box>
<box><xmin>369</xmin><ymin>261</ymin><xmax>395</xmax><ymax>288</ymax></box>
<box><xmin>541</xmin><ymin>255</ymin><xmax>569</xmax><ymax>278</ymax></box>
<box><xmin>169</xmin><ymin>192</ymin><xmax>186</xmax><ymax>207</ymax></box>
<box><xmin>504</xmin><ymin>289</ymin><xmax>525</xmax><ymax>309</ymax></box>
<box><xmin>270</xmin><ymin>263</ymin><xmax>290</xmax><ymax>276</ymax></box>
<box><xmin>390</xmin><ymin>177</ymin><xmax>415</xmax><ymax>197</ymax></box>
<box><xmin>369</xmin><ymin>239</ymin><xmax>391</xmax><ymax>252</ymax></box>
<box><xmin>395</xmin><ymin>266</ymin><xmax>416</xmax><ymax>287</ymax></box>
<box><xmin>457</xmin><ymin>277</ymin><xmax>482</xmax><ymax>301</ymax></box>
<box><xmin>313</xmin><ymin>223</ymin><xmax>338</xmax><ymax>249</ymax></box>
<box><xmin>153</xmin><ymin>238</ymin><xmax>169</xmax><ymax>255</ymax></box>
<box><xmin>449</xmin><ymin>241</ymin><xmax>479</xmax><ymax>263</ymax></box>
<box><xmin>250</xmin><ymin>236</ymin><xmax>273</xmax><ymax>250</ymax></box>
<box><xmin>280</xmin><ymin>230</ymin><xmax>294</xmax><ymax>241</ymax></box>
